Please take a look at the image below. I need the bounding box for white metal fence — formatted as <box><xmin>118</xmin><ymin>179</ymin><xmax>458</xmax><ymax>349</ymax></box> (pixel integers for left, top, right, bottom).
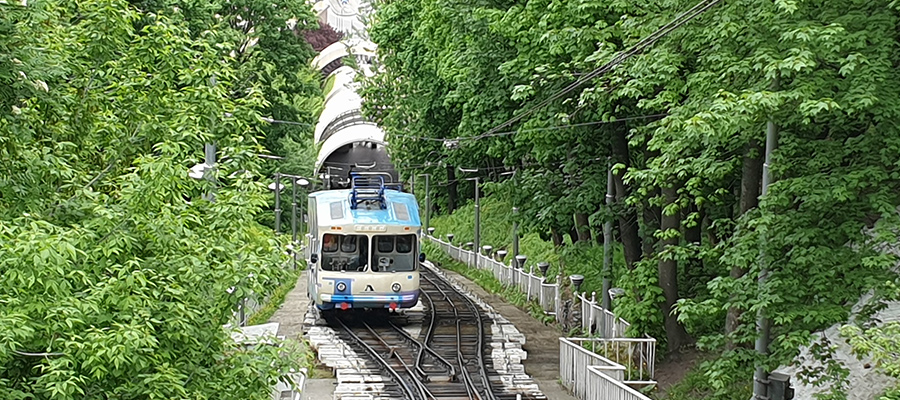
<box><xmin>577</xmin><ymin>291</ymin><xmax>632</xmax><ymax>339</ymax></box>
<box><xmin>564</xmin><ymin>337</ymin><xmax>656</xmax><ymax>385</ymax></box>
<box><xmin>428</xmin><ymin>236</ymin><xmax>562</xmax><ymax>322</ymax></box>
<box><xmin>584</xmin><ymin>365</ymin><xmax>651</xmax><ymax>400</ymax></box>
<box><xmin>560</xmin><ymin>338</ymin><xmax>655</xmax><ymax>400</ymax></box>
<box><xmin>427</xmin><ymin>234</ymin><xmax>658</xmax><ymax>399</ymax></box>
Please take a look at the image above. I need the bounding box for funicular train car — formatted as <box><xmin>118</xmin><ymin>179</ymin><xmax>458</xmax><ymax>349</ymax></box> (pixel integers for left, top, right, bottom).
<box><xmin>306</xmin><ymin>174</ymin><xmax>423</xmax><ymax>312</ymax></box>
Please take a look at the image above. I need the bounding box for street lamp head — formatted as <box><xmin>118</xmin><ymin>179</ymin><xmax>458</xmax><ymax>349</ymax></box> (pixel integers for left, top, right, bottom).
<box><xmin>514</xmin><ymin>254</ymin><xmax>527</xmax><ymax>269</ymax></box>
<box><xmin>538</xmin><ymin>261</ymin><xmax>550</xmax><ymax>277</ymax></box>
<box><xmin>482</xmin><ymin>245</ymin><xmax>493</xmax><ymax>257</ymax></box>
<box><xmin>298</xmin><ymin>178</ymin><xmax>310</xmax><ymax>187</ymax></box>
<box><xmin>268</xmin><ymin>182</ymin><xmax>286</xmax><ymax>192</ymax></box>
<box><xmin>569</xmin><ymin>275</ymin><xmax>585</xmax><ymax>292</ymax></box>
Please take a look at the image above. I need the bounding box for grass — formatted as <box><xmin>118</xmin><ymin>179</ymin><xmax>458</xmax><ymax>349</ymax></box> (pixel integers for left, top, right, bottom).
<box><xmin>247</xmin><ymin>269</ymin><xmax>302</xmax><ymax>326</ymax></box>
<box><xmin>424</xmin><ymin>240</ymin><xmax>557</xmax><ymax>325</ymax></box>
<box><xmin>426</xmin><ymin>196</ymin><xmax>626</xmax><ymax>299</ymax></box>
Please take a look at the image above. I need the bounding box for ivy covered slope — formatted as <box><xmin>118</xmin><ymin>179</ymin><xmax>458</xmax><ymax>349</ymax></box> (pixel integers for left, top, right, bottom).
<box><xmin>362</xmin><ymin>0</ymin><xmax>900</xmax><ymax>397</ymax></box>
<box><xmin>0</xmin><ymin>1</ymin><xmax>320</xmax><ymax>399</ymax></box>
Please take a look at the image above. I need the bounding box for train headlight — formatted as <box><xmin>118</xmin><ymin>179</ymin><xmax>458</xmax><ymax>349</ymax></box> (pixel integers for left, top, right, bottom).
<box><xmin>391</xmin><ymin>283</ymin><xmax>401</xmax><ymax>293</ymax></box>
<box><xmin>336</xmin><ymin>282</ymin><xmax>347</xmax><ymax>292</ymax></box>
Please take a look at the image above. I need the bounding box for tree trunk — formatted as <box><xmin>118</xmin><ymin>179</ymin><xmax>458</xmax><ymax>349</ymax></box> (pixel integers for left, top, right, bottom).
<box><xmin>575</xmin><ymin>212</ymin><xmax>592</xmax><ymax>242</ymax></box>
<box><xmin>551</xmin><ymin>228</ymin><xmax>564</xmax><ymax>247</ymax></box>
<box><xmin>446</xmin><ymin>164</ymin><xmax>458</xmax><ymax>212</ymax></box>
<box><xmin>568</xmin><ymin>226</ymin><xmax>578</xmax><ymax>245</ymax></box>
<box><xmin>641</xmin><ymin>188</ymin><xmax>660</xmax><ymax>257</ymax></box>
<box><xmin>725</xmin><ymin>140</ymin><xmax>763</xmax><ymax>344</ymax></box>
<box><xmin>683</xmin><ymin>202</ymin><xmax>702</xmax><ymax>283</ymax></box>
<box><xmin>610</xmin><ymin>127</ymin><xmax>642</xmax><ymax>269</ymax></box>
<box><xmin>659</xmin><ymin>184</ymin><xmax>690</xmax><ymax>351</ymax></box>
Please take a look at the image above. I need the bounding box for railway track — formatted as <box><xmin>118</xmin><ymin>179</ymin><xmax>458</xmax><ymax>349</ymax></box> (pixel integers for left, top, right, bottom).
<box><xmin>324</xmin><ymin>267</ymin><xmax>542</xmax><ymax>400</ymax></box>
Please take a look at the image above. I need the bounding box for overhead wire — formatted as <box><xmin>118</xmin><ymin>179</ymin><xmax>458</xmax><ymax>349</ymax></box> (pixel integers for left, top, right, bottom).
<box><xmin>382</xmin><ymin>0</ymin><xmax>721</xmax><ymax>144</ymax></box>
<box><xmin>475</xmin><ymin>0</ymin><xmax>722</xmax><ymax>140</ymax></box>
<box><xmin>387</xmin><ymin>113</ymin><xmax>669</xmax><ymax>142</ymax></box>
<box><xmin>268</xmin><ymin>0</ymin><xmax>724</xmax><ymax>179</ymax></box>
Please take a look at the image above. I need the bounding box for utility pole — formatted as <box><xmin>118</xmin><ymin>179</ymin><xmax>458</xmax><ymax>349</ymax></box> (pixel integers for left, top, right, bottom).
<box><xmin>512</xmin><ymin>207</ymin><xmax>520</xmax><ymax>262</ymax></box>
<box><xmin>291</xmin><ymin>177</ymin><xmax>298</xmax><ymax>270</ymax></box>
<box><xmin>602</xmin><ymin>159</ymin><xmax>613</xmax><ymax>311</ymax></box>
<box><xmin>274</xmin><ymin>172</ymin><xmax>282</xmax><ymax>235</ymax></box>
<box><xmin>423</xmin><ymin>174</ymin><xmax>431</xmax><ymax>231</ymax></box>
<box><xmin>473</xmin><ymin>176</ymin><xmax>480</xmax><ymax>269</ymax></box>
<box><xmin>753</xmin><ymin>79</ymin><xmax>779</xmax><ymax>400</ymax></box>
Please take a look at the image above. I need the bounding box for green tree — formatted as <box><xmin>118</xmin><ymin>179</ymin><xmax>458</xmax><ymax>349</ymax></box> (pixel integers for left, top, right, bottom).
<box><xmin>1</xmin><ymin>2</ymin><xmax>300</xmax><ymax>398</ymax></box>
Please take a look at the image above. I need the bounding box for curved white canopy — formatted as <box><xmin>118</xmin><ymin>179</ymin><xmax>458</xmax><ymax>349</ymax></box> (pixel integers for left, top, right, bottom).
<box><xmin>311</xmin><ymin>39</ymin><xmax>377</xmax><ymax>71</ymax></box>
<box><xmin>315</xmin><ymin>124</ymin><xmax>386</xmax><ymax>173</ymax></box>
<box><xmin>314</xmin><ymin>89</ymin><xmax>364</xmax><ymax>143</ymax></box>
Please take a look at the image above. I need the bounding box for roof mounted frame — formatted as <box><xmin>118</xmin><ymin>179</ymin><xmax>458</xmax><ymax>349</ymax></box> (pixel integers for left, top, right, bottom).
<box><xmin>349</xmin><ymin>173</ymin><xmax>388</xmax><ymax>210</ymax></box>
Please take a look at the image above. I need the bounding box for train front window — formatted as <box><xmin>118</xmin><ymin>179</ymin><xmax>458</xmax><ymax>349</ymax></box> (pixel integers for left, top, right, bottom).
<box><xmin>323</xmin><ymin>234</ymin><xmax>339</xmax><ymax>252</ymax></box>
<box><xmin>372</xmin><ymin>234</ymin><xmax>417</xmax><ymax>272</ymax></box>
<box><xmin>321</xmin><ymin>234</ymin><xmax>368</xmax><ymax>271</ymax></box>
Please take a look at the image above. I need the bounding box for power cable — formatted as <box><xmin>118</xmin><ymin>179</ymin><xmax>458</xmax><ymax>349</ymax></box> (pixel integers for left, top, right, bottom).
<box><xmin>388</xmin><ymin>113</ymin><xmax>669</xmax><ymax>142</ymax></box>
<box><xmin>475</xmin><ymin>0</ymin><xmax>722</xmax><ymax>140</ymax></box>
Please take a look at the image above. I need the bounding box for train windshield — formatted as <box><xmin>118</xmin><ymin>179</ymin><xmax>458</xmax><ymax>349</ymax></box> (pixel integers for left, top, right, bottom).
<box><xmin>321</xmin><ymin>234</ymin><xmax>369</xmax><ymax>271</ymax></box>
<box><xmin>371</xmin><ymin>234</ymin><xmax>417</xmax><ymax>272</ymax></box>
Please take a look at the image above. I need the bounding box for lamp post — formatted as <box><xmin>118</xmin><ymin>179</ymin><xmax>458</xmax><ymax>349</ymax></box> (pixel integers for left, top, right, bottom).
<box><xmin>499</xmin><ymin>170</ymin><xmax>518</xmax><ymax>260</ymax></box>
<box><xmin>424</xmin><ymin>173</ymin><xmax>431</xmax><ymax>232</ymax></box>
<box><xmin>459</xmin><ymin>168</ymin><xmax>480</xmax><ymax>269</ymax></box>
<box><xmin>270</xmin><ymin>174</ymin><xmax>310</xmax><ymax>269</ymax></box>
<box><xmin>602</xmin><ymin>159</ymin><xmax>613</xmax><ymax>311</ymax></box>
<box><xmin>269</xmin><ymin>172</ymin><xmax>283</xmax><ymax>234</ymax></box>
<box><xmin>512</xmin><ymin>207</ymin><xmax>519</xmax><ymax>260</ymax></box>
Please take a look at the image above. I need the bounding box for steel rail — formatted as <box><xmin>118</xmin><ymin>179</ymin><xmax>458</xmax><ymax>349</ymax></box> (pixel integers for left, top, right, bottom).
<box><xmin>334</xmin><ymin>317</ymin><xmax>422</xmax><ymax>400</ymax></box>
<box><xmin>415</xmin><ymin>289</ymin><xmax>458</xmax><ymax>378</ymax></box>
<box><xmin>361</xmin><ymin>321</ymin><xmax>436</xmax><ymax>400</ymax></box>
<box><xmin>422</xmin><ymin>273</ymin><xmax>497</xmax><ymax>400</ymax></box>
<box><xmin>456</xmin><ymin>283</ymin><xmax>498</xmax><ymax>400</ymax></box>
<box><xmin>388</xmin><ymin>318</ymin><xmax>456</xmax><ymax>380</ymax></box>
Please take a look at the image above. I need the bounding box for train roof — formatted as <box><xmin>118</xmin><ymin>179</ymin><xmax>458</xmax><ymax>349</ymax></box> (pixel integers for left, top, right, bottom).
<box><xmin>310</xmin><ymin>189</ymin><xmax>421</xmax><ymax>228</ymax></box>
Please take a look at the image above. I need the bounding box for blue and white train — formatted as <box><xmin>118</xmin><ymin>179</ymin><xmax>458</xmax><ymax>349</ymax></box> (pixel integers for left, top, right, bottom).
<box><xmin>306</xmin><ymin>174</ymin><xmax>423</xmax><ymax>311</ymax></box>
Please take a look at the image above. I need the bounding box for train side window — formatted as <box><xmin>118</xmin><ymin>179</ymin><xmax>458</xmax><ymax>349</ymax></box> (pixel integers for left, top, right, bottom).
<box><xmin>377</xmin><ymin>236</ymin><xmax>394</xmax><ymax>253</ymax></box>
<box><xmin>323</xmin><ymin>234</ymin><xmax>339</xmax><ymax>253</ymax></box>
<box><xmin>396</xmin><ymin>235</ymin><xmax>413</xmax><ymax>253</ymax></box>
<box><xmin>341</xmin><ymin>235</ymin><xmax>357</xmax><ymax>252</ymax></box>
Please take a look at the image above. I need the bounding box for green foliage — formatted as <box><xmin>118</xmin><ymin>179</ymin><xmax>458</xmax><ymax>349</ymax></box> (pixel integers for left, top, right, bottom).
<box><xmin>366</xmin><ymin>0</ymin><xmax>900</xmax><ymax>395</ymax></box>
<box><xmin>0</xmin><ymin>1</ymin><xmax>313</xmax><ymax>398</ymax></box>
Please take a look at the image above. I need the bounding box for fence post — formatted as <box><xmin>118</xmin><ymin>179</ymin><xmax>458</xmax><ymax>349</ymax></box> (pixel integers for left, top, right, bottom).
<box><xmin>527</xmin><ymin>266</ymin><xmax>534</xmax><ymax>301</ymax></box>
<box><xmin>539</xmin><ymin>277</ymin><xmax>545</xmax><ymax>310</ymax></box>
<box><xmin>555</xmin><ymin>273</ymin><xmax>562</xmax><ymax>323</ymax></box>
